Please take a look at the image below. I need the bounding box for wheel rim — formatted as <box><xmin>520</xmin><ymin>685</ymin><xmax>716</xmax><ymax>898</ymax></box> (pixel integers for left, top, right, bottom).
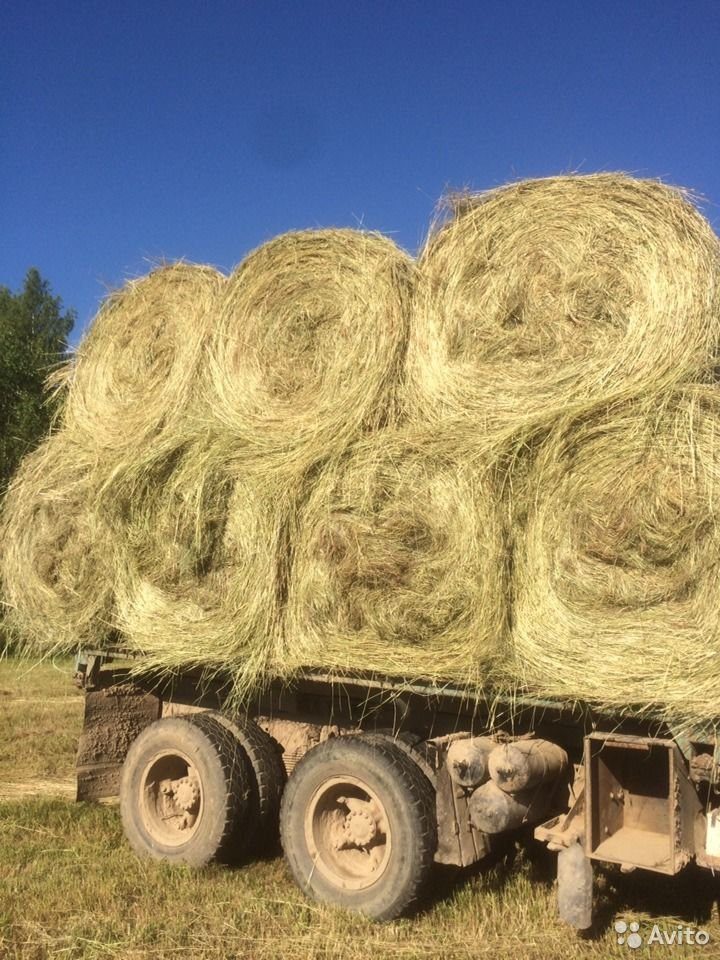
<box><xmin>139</xmin><ymin>749</ymin><xmax>204</xmax><ymax>847</ymax></box>
<box><xmin>304</xmin><ymin>774</ymin><xmax>392</xmax><ymax>891</ymax></box>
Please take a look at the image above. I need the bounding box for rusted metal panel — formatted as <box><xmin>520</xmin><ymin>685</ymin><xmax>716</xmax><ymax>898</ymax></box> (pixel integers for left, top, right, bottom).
<box><xmin>434</xmin><ymin>762</ymin><xmax>463</xmax><ymax>865</ymax></box>
<box><xmin>584</xmin><ymin>733</ymin><xmax>699</xmax><ymax>875</ymax></box>
<box><xmin>76</xmin><ymin>685</ymin><xmax>161</xmax><ymax>801</ymax></box>
<box><xmin>434</xmin><ymin>747</ymin><xmax>490</xmax><ymax>867</ymax></box>
<box><xmin>696</xmin><ymin>809</ymin><xmax>720</xmax><ymax>871</ymax></box>
<box><xmin>535</xmin><ymin>765</ymin><xmax>585</xmax><ymax>850</ymax></box>
<box><xmin>557</xmin><ymin>841</ymin><xmax>593</xmax><ymax>930</ymax></box>
<box><xmin>256</xmin><ymin>717</ymin><xmax>344</xmax><ymax>775</ymax></box>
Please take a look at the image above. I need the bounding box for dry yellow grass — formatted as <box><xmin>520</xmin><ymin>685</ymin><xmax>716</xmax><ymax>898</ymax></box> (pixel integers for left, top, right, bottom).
<box><xmin>2</xmin><ymin>660</ymin><xmax>720</xmax><ymax>960</ymax></box>
<box><xmin>407</xmin><ymin>174</ymin><xmax>720</xmax><ymax>449</ymax></box>
<box><xmin>283</xmin><ymin>428</ymin><xmax>508</xmax><ymax>684</ymax></box>
<box><xmin>510</xmin><ymin>386</ymin><xmax>720</xmax><ymax>724</ymax></box>
<box><xmin>0</xmin><ymin>433</ymin><xmax>115</xmax><ymax>652</ymax></box>
<box><xmin>203</xmin><ymin>229</ymin><xmax>414</xmax><ymax>477</ymax></box>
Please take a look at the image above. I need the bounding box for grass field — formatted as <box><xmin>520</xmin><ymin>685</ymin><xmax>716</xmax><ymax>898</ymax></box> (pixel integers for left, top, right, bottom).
<box><xmin>1</xmin><ymin>658</ymin><xmax>719</xmax><ymax>959</ymax></box>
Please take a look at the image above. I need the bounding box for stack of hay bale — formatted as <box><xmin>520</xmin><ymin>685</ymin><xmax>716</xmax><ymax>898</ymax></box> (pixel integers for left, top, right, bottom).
<box><xmin>408</xmin><ymin>175</ymin><xmax>720</xmax><ymax>722</ymax></box>
<box><xmin>2</xmin><ymin>174</ymin><xmax>720</xmax><ymax>725</ymax></box>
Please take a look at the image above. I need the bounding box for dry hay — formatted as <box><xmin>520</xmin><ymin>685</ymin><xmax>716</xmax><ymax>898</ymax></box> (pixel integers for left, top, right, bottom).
<box><xmin>407</xmin><ymin>174</ymin><xmax>720</xmax><ymax>446</ymax></box>
<box><xmin>204</xmin><ymin>230</ymin><xmax>414</xmax><ymax>475</ymax></box>
<box><xmin>61</xmin><ymin>263</ymin><xmax>225</xmax><ymax>463</ymax></box>
<box><xmin>510</xmin><ymin>386</ymin><xmax>720</xmax><ymax>724</ymax></box>
<box><xmin>5</xmin><ymin>178</ymin><xmax>720</xmax><ymax>719</ymax></box>
<box><xmin>1</xmin><ymin>233</ymin><xmax>414</xmax><ymax>687</ymax></box>
<box><xmin>283</xmin><ymin>429</ymin><xmax>508</xmax><ymax>683</ymax></box>
<box><xmin>100</xmin><ymin>444</ymin><xmax>288</xmax><ymax>698</ymax></box>
<box><xmin>0</xmin><ymin>433</ymin><xmax>115</xmax><ymax>653</ymax></box>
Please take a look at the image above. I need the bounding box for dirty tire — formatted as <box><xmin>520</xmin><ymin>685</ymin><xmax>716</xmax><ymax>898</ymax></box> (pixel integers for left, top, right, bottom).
<box><xmin>280</xmin><ymin>735</ymin><xmax>436</xmax><ymax>920</ymax></box>
<box><xmin>365</xmin><ymin>731</ymin><xmax>437</xmax><ymax>787</ymax></box>
<box><xmin>213</xmin><ymin>713</ymin><xmax>286</xmax><ymax>852</ymax></box>
<box><xmin>120</xmin><ymin>713</ymin><xmax>251</xmax><ymax>867</ymax></box>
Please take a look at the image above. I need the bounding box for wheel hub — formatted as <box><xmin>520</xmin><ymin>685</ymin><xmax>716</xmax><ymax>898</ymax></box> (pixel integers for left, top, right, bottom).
<box><xmin>142</xmin><ymin>752</ymin><xmax>204</xmax><ymax>844</ymax></box>
<box><xmin>344</xmin><ymin>809</ymin><xmax>377</xmax><ymax>846</ymax></box>
<box><xmin>337</xmin><ymin>796</ymin><xmax>380</xmax><ymax>848</ymax></box>
<box><xmin>173</xmin><ymin>777</ymin><xmax>200</xmax><ymax>813</ymax></box>
<box><xmin>158</xmin><ymin>775</ymin><xmax>201</xmax><ymax>830</ymax></box>
<box><xmin>305</xmin><ymin>776</ymin><xmax>392</xmax><ymax>890</ymax></box>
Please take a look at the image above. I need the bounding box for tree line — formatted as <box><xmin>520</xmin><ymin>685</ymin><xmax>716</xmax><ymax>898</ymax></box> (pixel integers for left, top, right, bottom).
<box><xmin>0</xmin><ymin>268</ymin><xmax>75</xmax><ymax>495</ymax></box>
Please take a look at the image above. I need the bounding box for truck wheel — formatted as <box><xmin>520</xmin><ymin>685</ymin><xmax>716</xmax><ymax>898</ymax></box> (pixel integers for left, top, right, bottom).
<box><xmin>280</xmin><ymin>735</ymin><xmax>437</xmax><ymax>920</ymax></box>
<box><xmin>120</xmin><ymin>712</ymin><xmax>251</xmax><ymax>867</ymax></box>
<box><xmin>213</xmin><ymin>713</ymin><xmax>286</xmax><ymax>851</ymax></box>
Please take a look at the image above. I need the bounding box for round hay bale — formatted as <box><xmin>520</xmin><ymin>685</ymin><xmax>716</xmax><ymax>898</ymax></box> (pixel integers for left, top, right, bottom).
<box><xmin>283</xmin><ymin>429</ymin><xmax>508</xmax><ymax>683</ymax></box>
<box><xmin>408</xmin><ymin>174</ymin><xmax>720</xmax><ymax>444</ymax></box>
<box><xmin>510</xmin><ymin>387</ymin><xmax>720</xmax><ymax>723</ymax></box>
<box><xmin>205</xmin><ymin>230</ymin><xmax>414</xmax><ymax>474</ymax></box>
<box><xmin>0</xmin><ymin>433</ymin><xmax>115</xmax><ymax>653</ymax></box>
<box><xmin>62</xmin><ymin>263</ymin><xmax>225</xmax><ymax>460</ymax></box>
<box><xmin>110</xmin><ymin>447</ymin><xmax>286</xmax><ymax>698</ymax></box>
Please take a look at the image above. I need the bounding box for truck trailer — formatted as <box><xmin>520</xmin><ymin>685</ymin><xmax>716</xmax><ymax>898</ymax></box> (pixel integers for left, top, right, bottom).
<box><xmin>72</xmin><ymin>647</ymin><xmax>720</xmax><ymax>926</ymax></box>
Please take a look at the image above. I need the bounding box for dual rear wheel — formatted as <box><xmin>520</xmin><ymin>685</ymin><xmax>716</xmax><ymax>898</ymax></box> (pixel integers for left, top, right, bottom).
<box><xmin>119</xmin><ymin>717</ymin><xmax>436</xmax><ymax>920</ymax></box>
<box><xmin>119</xmin><ymin>711</ymin><xmax>283</xmax><ymax>867</ymax></box>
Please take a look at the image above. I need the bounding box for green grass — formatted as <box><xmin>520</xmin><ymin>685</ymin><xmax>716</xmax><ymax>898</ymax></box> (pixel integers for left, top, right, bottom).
<box><xmin>0</xmin><ymin>655</ymin><xmax>82</xmax><ymax>701</ymax></box>
<box><xmin>1</xmin><ymin>658</ymin><xmax>719</xmax><ymax>959</ymax></box>
<box><xmin>0</xmin><ymin>657</ymin><xmax>82</xmax><ymax>786</ymax></box>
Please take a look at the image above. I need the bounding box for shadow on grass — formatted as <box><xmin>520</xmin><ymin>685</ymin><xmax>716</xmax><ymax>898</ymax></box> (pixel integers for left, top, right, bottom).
<box><xmin>417</xmin><ymin>830</ymin><xmax>556</xmax><ymax>917</ymax></box>
<box><xmin>419</xmin><ymin>830</ymin><xmax>720</xmax><ymax>936</ymax></box>
<box><xmin>594</xmin><ymin>863</ymin><xmax>720</xmax><ymax>932</ymax></box>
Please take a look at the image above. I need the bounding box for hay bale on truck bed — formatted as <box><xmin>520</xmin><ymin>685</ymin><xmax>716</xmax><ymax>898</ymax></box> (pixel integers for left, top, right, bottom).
<box><xmin>0</xmin><ymin>433</ymin><xmax>116</xmax><ymax>652</ymax></box>
<box><xmin>407</xmin><ymin>174</ymin><xmax>720</xmax><ymax>449</ymax></box>
<box><xmin>3</xmin><ymin>176</ymin><xmax>720</xmax><ymax>721</ymax></box>
<box><xmin>106</xmin><ymin>230</ymin><xmax>414</xmax><ymax>694</ymax></box>
<box><xmin>62</xmin><ymin>263</ymin><xmax>225</xmax><ymax>470</ymax></box>
<box><xmin>203</xmin><ymin>229</ymin><xmax>414</xmax><ymax>478</ymax></box>
<box><xmin>0</xmin><ymin>230</ymin><xmax>416</xmax><ymax>699</ymax></box>
<box><xmin>283</xmin><ymin>429</ymin><xmax>508</xmax><ymax>685</ymax></box>
<box><xmin>510</xmin><ymin>387</ymin><xmax>720</xmax><ymax>726</ymax></box>
<box><xmin>108</xmin><ymin>446</ymin><xmax>288</xmax><ymax>699</ymax></box>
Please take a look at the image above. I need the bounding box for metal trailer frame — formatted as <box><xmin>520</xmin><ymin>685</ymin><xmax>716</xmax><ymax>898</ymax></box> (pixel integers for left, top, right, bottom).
<box><xmin>73</xmin><ymin>648</ymin><xmax>720</xmax><ymax>928</ymax></box>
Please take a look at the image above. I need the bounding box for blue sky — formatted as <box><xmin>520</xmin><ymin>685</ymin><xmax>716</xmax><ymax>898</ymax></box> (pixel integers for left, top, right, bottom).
<box><xmin>1</xmin><ymin>0</ymin><xmax>718</xmax><ymax>342</ymax></box>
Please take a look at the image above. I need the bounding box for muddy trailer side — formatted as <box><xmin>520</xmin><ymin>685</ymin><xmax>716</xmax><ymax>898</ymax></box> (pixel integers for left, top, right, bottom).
<box><xmin>74</xmin><ymin>650</ymin><xmax>720</xmax><ymax>924</ymax></box>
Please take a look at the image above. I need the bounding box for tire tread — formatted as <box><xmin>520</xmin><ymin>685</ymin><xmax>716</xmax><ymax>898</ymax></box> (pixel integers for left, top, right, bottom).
<box><xmin>119</xmin><ymin>713</ymin><xmax>250</xmax><ymax>867</ymax></box>
<box><xmin>279</xmin><ymin>734</ymin><xmax>436</xmax><ymax>920</ymax></box>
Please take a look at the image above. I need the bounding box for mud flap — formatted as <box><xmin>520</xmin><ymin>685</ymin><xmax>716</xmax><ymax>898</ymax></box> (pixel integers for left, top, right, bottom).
<box><xmin>76</xmin><ymin>685</ymin><xmax>161</xmax><ymax>801</ymax></box>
